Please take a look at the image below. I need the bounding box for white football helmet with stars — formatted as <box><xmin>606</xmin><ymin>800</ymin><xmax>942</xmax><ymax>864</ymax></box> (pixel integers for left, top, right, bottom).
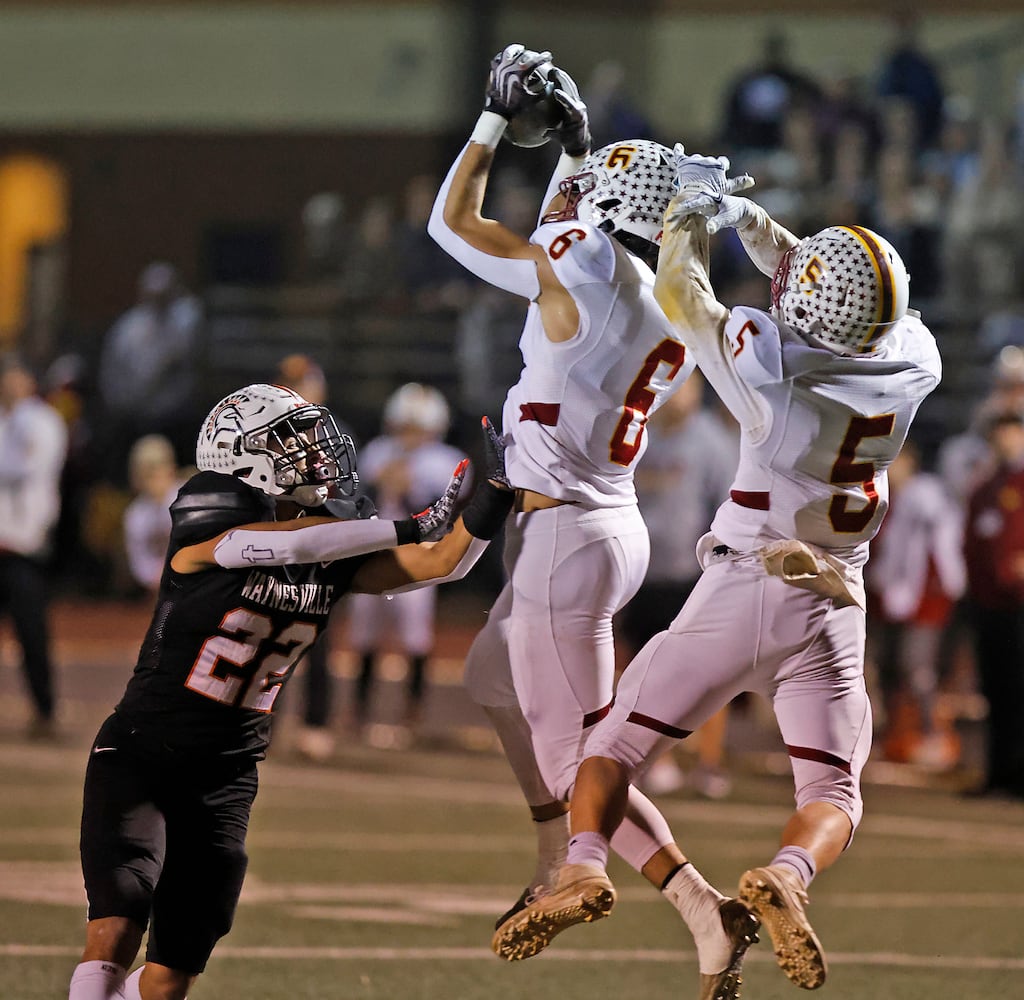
<box><xmin>544</xmin><ymin>139</ymin><xmax>676</xmax><ymax>268</ymax></box>
<box><xmin>195</xmin><ymin>383</ymin><xmax>357</xmax><ymax>506</ymax></box>
<box><xmin>771</xmin><ymin>225</ymin><xmax>910</xmax><ymax>355</ymax></box>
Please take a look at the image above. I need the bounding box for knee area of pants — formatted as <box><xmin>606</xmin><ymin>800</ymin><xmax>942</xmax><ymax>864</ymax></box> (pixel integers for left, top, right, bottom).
<box><xmin>795</xmin><ymin>777</ymin><xmax>863</xmax><ymax>833</ymax></box>
<box><xmin>580</xmin><ymin>733</ymin><xmax>646</xmax><ymax>778</ymax></box>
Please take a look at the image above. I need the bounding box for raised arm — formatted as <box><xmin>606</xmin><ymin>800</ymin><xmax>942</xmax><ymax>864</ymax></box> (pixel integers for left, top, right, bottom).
<box><xmin>427</xmin><ymin>45</ymin><xmax>556</xmax><ymax>297</ymax></box>
<box><xmin>654</xmin><ymin>149</ymin><xmax>776</xmax><ymax>440</ymax></box>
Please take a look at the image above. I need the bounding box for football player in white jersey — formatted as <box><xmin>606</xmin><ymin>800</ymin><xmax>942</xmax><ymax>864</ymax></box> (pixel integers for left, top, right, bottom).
<box><xmin>503</xmin><ymin>151</ymin><xmax>941</xmax><ymax>993</ymax></box>
<box><xmin>429</xmin><ymin>46</ymin><xmax>761</xmax><ymax>1000</ymax></box>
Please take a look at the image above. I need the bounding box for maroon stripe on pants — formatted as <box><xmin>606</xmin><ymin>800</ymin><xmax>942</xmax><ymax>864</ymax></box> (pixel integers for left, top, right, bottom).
<box><xmin>583</xmin><ymin>702</ymin><xmax>613</xmax><ymax>729</ymax></box>
<box><xmin>786</xmin><ymin>744</ymin><xmax>852</xmax><ymax>774</ymax></box>
<box><xmin>626</xmin><ymin>711</ymin><xmax>692</xmax><ymax>740</ymax></box>
<box><xmin>519</xmin><ymin>402</ymin><xmax>560</xmax><ymax>426</ymax></box>
<box><xmin>730</xmin><ymin>489</ymin><xmax>771</xmax><ymax>510</ymax></box>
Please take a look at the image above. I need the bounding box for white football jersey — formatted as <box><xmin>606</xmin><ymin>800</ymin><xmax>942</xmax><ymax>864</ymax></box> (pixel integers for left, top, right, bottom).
<box><xmin>710</xmin><ymin>306</ymin><xmax>941</xmax><ymax>567</ymax></box>
<box><xmin>502</xmin><ymin>220</ymin><xmax>694</xmax><ymax>507</ymax></box>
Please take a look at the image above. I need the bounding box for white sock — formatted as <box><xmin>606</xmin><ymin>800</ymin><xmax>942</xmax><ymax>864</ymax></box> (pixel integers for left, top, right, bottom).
<box><xmin>662</xmin><ymin>863</ymin><xmax>731</xmax><ymax>975</ymax></box>
<box><xmin>565</xmin><ymin>830</ymin><xmax>610</xmax><ymax>870</ymax></box>
<box><xmin>68</xmin><ymin>960</ymin><xmax>126</xmax><ymax>1000</ymax></box>
<box><xmin>532</xmin><ymin>812</ymin><xmax>569</xmax><ymax>888</ymax></box>
<box><xmin>770</xmin><ymin>844</ymin><xmax>817</xmax><ymax>888</ymax></box>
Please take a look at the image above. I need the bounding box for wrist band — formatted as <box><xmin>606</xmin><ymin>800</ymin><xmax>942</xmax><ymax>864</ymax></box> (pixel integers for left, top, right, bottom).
<box><xmin>394</xmin><ymin>518</ymin><xmax>420</xmax><ymax>546</ymax></box>
<box><xmin>470</xmin><ymin>111</ymin><xmax>508</xmax><ymax>149</ymax></box>
<box><xmin>461</xmin><ymin>481</ymin><xmax>515</xmax><ymax>540</ymax></box>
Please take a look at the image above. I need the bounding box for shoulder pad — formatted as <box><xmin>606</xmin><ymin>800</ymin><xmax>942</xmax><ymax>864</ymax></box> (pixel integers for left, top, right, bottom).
<box><xmin>533</xmin><ymin>221</ymin><xmax>616</xmax><ymax>286</ymax></box>
<box><xmin>725</xmin><ymin>306</ymin><xmax>783</xmax><ymax>388</ymax></box>
<box><xmin>169</xmin><ymin>471</ymin><xmax>275</xmax><ymax>549</ymax></box>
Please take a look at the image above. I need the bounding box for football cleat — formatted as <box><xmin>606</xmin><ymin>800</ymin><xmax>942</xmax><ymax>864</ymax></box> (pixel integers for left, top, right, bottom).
<box><xmin>738</xmin><ymin>865</ymin><xmax>827</xmax><ymax>990</ymax></box>
<box><xmin>494</xmin><ymin>884</ymin><xmax>544</xmax><ymax>932</ymax></box>
<box><xmin>698</xmin><ymin>898</ymin><xmax>761</xmax><ymax>1000</ymax></box>
<box><xmin>491</xmin><ymin>863</ymin><xmax>615</xmax><ymax>961</ymax></box>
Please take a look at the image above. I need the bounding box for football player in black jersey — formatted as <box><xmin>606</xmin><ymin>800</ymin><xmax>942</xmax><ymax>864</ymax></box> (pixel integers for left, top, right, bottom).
<box><xmin>68</xmin><ymin>384</ymin><xmax>513</xmax><ymax>1000</ymax></box>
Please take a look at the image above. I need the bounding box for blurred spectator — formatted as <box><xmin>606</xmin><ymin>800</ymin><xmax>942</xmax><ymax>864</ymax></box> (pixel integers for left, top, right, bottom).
<box><xmin>300</xmin><ymin>190</ymin><xmax>347</xmax><ymax>281</ymax></box>
<box><xmin>122</xmin><ymin>434</ymin><xmax>183</xmax><ymax>598</ymax></box>
<box><xmin>876</xmin><ymin>12</ymin><xmax>945</xmax><ymax>151</ymax></box>
<box><xmin>941</xmin><ymin>119</ymin><xmax>1024</xmax><ymax>313</ymax></box>
<box><xmin>43</xmin><ymin>353</ymin><xmax>96</xmax><ymax>590</ymax></box>
<box><xmin>871</xmin><ymin>143</ymin><xmax>942</xmax><ymax>298</ymax></box>
<box><xmin>584</xmin><ymin>59</ymin><xmax>657</xmax><ymax>149</ymax></box>
<box><xmin>619</xmin><ymin>375</ymin><xmax>739</xmax><ymax>798</ymax></box>
<box><xmin>96</xmin><ymin>261</ymin><xmax>202</xmax><ymax>482</ymax></box>
<box><xmin>963</xmin><ymin>405</ymin><xmax>1024</xmax><ymax>798</ymax></box>
<box><xmin>720</xmin><ymin>32</ymin><xmax>821</xmax><ymax>153</ymax></box>
<box><xmin>339</xmin><ymin>196</ymin><xmax>400</xmax><ymax>309</ymax></box>
<box><xmin>0</xmin><ymin>354</ymin><xmax>68</xmax><ymax>738</ymax></box>
<box><xmin>866</xmin><ymin>439</ymin><xmax>965</xmax><ymax>770</ymax></box>
<box><xmin>394</xmin><ymin>175</ymin><xmax>474</xmax><ymax>315</ymax></box>
<box><xmin>938</xmin><ymin>345</ymin><xmax>1024</xmax><ymax>507</ymax></box>
<box><xmin>344</xmin><ymin>382</ymin><xmax>469</xmax><ymax>748</ymax></box>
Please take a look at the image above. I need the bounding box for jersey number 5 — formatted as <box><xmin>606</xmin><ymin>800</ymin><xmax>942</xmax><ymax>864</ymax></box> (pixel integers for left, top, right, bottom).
<box><xmin>828</xmin><ymin>414</ymin><xmax>896</xmax><ymax>533</ymax></box>
<box><xmin>609</xmin><ymin>339</ymin><xmax>687</xmax><ymax>466</ymax></box>
<box><xmin>185</xmin><ymin>608</ymin><xmax>318</xmax><ymax>712</ymax></box>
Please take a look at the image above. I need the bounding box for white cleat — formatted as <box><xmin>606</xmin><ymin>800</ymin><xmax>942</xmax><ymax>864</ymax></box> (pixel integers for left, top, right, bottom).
<box><xmin>697</xmin><ymin>898</ymin><xmax>760</xmax><ymax>1000</ymax></box>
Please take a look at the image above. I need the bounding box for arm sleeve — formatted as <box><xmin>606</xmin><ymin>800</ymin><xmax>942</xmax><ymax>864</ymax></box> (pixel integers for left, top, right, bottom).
<box><xmin>427</xmin><ymin>142</ymin><xmax>542</xmax><ymax>300</ymax></box>
<box><xmin>213</xmin><ymin>518</ymin><xmax>403</xmax><ymax>569</ymax></box>
<box><xmin>379</xmin><ymin>537</ymin><xmax>490</xmax><ymax>595</ymax></box>
<box><xmin>736</xmin><ymin>202</ymin><xmax>800</xmax><ymax>277</ymax></box>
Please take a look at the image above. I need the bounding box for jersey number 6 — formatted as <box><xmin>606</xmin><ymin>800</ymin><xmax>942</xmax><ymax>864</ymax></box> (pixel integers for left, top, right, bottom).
<box><xmin>609</xmin><ymin>339</ymin><xmax>687</xmax><ymax>466</ymax></box>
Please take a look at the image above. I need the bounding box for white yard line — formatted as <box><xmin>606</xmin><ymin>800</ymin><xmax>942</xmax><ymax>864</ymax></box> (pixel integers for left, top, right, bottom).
<box><xmin>2</xmin><ymin>943</ymin><xmax>1024</xmax><ymax>972</ymax></box>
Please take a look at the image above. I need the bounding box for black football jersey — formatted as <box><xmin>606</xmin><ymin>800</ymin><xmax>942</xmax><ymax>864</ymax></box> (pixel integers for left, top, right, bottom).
<box><xmin>115</xmin><ymin>471</ymin><xmax>371</xmax><ymax>759</ymax></box>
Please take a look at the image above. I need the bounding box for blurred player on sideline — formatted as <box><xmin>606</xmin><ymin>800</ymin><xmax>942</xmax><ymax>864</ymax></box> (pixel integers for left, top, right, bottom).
<box><xmin>122</xmin><ymin>435</ymin><xmax>184</xmax><ymax>598</ymax></box>
<box><xmin>505</xmin><ymin>151</ymin><xmax>940</xmax><ymax>993</ymax></box>
<box><xmin>68</xmin><ymin>383</ymin><xmax>511</xmax><ymax>1000</ymax></box>
<box><xmin>429</xmin><ymin>45</ymin><xmax>762</xmax><ymax>1000</ymax></box>
<box><xmin>346</xmin><ymin>382</ymin><xmax>470</xmax><ymax>747</ymax></box>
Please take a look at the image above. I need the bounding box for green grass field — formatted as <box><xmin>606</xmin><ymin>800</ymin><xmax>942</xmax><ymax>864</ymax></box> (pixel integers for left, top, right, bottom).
<box><xmin>3</xmin><ymin>722</ymin><xmax>1024</xmax><ymax>1000</ymax></box>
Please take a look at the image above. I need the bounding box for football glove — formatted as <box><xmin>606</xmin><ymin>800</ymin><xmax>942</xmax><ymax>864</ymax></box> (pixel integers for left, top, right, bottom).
<box><xmin>549</xmin><ymin>66</ymin><xmax>591</xmax><ymax>157</ymax></box>
<box><xmin>481</xmin><ymin>416</ymin><xmax>510</xmax><ymax>489</ymax></box>
<box><xmin>411</xmin><ymin>459</ymin><xmax>470</xmax><ymax>542</ymax></box>
<box><xmin>670</xmin><ymin>143</ymin><xmax>754</xmax><ymax>204</ymax></box>
<box><xmin>667</xmin><ymin>193</ymin><xmax>760</xmax><ymax>235</ymax></box>
<box><xmin>485</xmin><ymin>43</ymin><xmax>553</xmax><ymax>120</ymax></box>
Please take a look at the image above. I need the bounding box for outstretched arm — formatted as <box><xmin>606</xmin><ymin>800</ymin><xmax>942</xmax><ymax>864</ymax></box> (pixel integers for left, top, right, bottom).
<box><xmin>170</xmin><ymin>462</ymin><xmax>471</xmax><ymax>574</ymax></box>
<box><xmin>655</xmin><ymin>206</ymin><xmax>771</xmax><ymax>439</ymax></box>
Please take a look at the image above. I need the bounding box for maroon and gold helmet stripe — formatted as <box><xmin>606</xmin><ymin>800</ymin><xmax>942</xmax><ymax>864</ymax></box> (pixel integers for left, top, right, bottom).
<box><xmin>840</xmin><ymin>225</ymin><xmax>897</xmax><ymax>352</ymax></box>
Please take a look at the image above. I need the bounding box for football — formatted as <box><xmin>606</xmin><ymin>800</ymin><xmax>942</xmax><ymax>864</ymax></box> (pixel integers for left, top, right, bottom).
<box><xmin>503</xmin><ymin>62</ymin><xmax>561</xmax><ymax>148</ymax></box>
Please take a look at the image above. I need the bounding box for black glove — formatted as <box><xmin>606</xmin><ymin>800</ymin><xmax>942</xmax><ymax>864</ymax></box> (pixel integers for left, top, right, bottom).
<box><xmin>485</xmin><ymin>43</ymin><xmax>553</xmax><ymax>120</ymax></box>
<box><xmin>481</xmin><ymin>415</ymin><xmax>510</xmax><ymax>488</ymax></box>
<box><xmin>462</xmin><ymin>418</ymin><xmax>514</xmax><ymax>540</ymax></box>
<box><xmin>549</xmin><ymin>66</ymin><xmax>591</xmax><ymax>157</ymax></box>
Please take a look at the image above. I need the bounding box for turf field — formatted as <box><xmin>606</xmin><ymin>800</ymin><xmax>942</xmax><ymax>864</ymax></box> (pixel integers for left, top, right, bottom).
<box><xmin>2</xmin><ymin>600</ymin><xmax>1024</xmax><ymax>999</ymax></box>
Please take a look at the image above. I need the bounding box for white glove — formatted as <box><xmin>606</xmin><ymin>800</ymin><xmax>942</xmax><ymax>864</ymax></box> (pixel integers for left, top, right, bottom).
<box><xmin>667</xmin><ymin>193</ymin><xmax>760</xmax><ymax>235</ymax></box>
<box><xmin>670</xmin><ymin>142</ymin><xmax>754</xmax><ymax>207</ymax></box>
